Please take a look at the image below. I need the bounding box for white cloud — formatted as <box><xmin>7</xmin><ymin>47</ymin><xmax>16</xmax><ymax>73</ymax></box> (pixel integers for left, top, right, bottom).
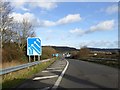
<box><xmin>39</xmin><ymin>20</ymin><xmax>56</xmax><ymax>27</ymax></box>
<box><xmin>89</xmin><ymin>20</ymin><xmax>115</xmax><ymax>32</ymax></box>
<box><xmin>10</xmin><ymin>13</ymin><xmax>81</xmax><ymax>27</ymax></box>
<box><xmin>105</xmin><ymin>4</ymin><xmax>118</xmax><ymax>14</ymax></box>
<box><xmin>70</xmin><ymin>20</ymin><xmax>115</xmax><ymax>36</ymax></box>
<box><xmin>79</xmin><ymin>40</ymin><xmax>118</xmax><ymax>48</ymax></box>
<box><xmin>57</xmin><ymin>14</ymin><xmax>81</xmax><ymax>25</ymax></box>
<box><xmin>10</xmin><ymin>0</ymin><xmax>57</xmax><ymax>11</ymax></box>
<box><xmin>10</xmin><ymin>0</ymin><xmax>30</xmax><ymax>11</ymax></box>
<box><xmin>10</xmin><ymin>12</ymin><xmax>36</xmax><ymax>23</ymax></box>
<box><xmin>46</xmin><ymin>30</ymin><xmax>53</xmax><ymax>33</ymax></box>
<box><xmin>70</xmin><ymin>28</ymin><xmax>84</xmax><ymax>35</ymax></box>
<box><xmin>39</xmin><ymin>14</ymin><xmax>81</xmax><ymax>27</ymax></box>
<box><xmin>33</xmin><ymin>1</ymin><xmax>57</xmax><ymax>10</ymax></box>
<box><xmin>20</xmin><ymin>7</ymin><xmax>30</xmax><ymax>11</ymax></box>
<box><xmin>11</xmin><ymin>0</ymin><xmax>27</xmax><ymax>7</ymax></box>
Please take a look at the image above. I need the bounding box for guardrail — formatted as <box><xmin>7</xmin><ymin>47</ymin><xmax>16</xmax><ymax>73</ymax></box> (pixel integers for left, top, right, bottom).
<box><xmin>0</xmin><ymin>59</ymin><xmax>51</xmax><ymax>75</ymax></box>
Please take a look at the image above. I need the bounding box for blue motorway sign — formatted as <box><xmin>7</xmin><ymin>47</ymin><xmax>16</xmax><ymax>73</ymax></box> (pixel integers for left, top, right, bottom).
<box><xmin>55</xmin><ymin>53</ymin><xmax>59</xmax><ymax>57</ymax></box>
<box><xmin>27</xmin><ymin>37</ymin><xmax>41</xmax><ymax>56</ymax></box>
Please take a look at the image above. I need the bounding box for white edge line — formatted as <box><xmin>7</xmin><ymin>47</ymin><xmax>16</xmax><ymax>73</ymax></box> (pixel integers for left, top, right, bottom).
<box><xmin>52</xmin><ymin>59</ymin><xmax>69</xmax><ymax>89</ymax></box>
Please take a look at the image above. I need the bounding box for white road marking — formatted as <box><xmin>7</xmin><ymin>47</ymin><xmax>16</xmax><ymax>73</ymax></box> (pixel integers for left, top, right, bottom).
<box><xmin>60</xmin><ymin>65</ymin><xmax>65</xmax><ymax>67</ymax></box>
<box><xmin>51</xmin><ymin>70</ymin><xmax>62</xmax><ymax>72</ymax></box>
<box><xmin>47</xmin><ymin>67</ymin><xmax>62</xmax><ymax>70</ymax></box>
<box><xmin>42</xmin><ymin>69</ymin><xmax>62</xmax><ymax>73</ymax></box>
<box><xmin>42</xmin><ymin>70</ymin><xmax>50</xmax><ymax>73</ymax></box>
<box><xmin>40</xmin><ymin>87</ymin><xmax>50</xmax><ymax>90</ymax></box>
<box><xmin>33</xmin><ymin>75</ymin><xmax>58</xmax><ymax>80</ymax></box>
<box><xmin>52</xmin><ymin>59</ymin><xmax>69</xmax><ymax>89</ymax></box>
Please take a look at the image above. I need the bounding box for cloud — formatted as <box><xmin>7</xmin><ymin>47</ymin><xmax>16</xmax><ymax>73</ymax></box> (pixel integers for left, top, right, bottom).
<box><xmin>10</xmin><ymin>12</ymin><xmax>81</xmax><ymax>27</ymax></box>
<box><xmin>105</xmin><ymin>4</ymin><xmax>118</xmax><ymax>14</ymax></box>
<box><xmin>39</xmin><ymin>20</ymin><xmax>56</xmax><ymax>27</ymax></box>
<box><xmin>79</xmin><ymin>40</ymin><xmax>118</xmax><ymax>48</ymax></box>
<box><xmin>20</xmin><ymin>7</ymin><xmax>30</xmax><ymax>11</ymax></box>
<box><xmin>57</xmin><ymin>14</ymin><xmax>81</xmax><ymax>25</ymax></box>
<box><xmin>10</xmin><ymin>0</ymin><xmax>57</xmax><ymax>11</ymax></box>
<box><xmin>11</xmin><ymin>0</ymin><xmax>27</xmax><ymax>7</ymax></box>
<box><xmin>70</xmin><ymin>20</ymin><xmax>115</xmax><ymax>36</ymax></box>
<box><xmin>32</xmin><ymin>1</ymin><xmax>57</xmax><ymax>10</ymax></box>
<box><xmin>46</xmin><ymin>30</ymin><xmax>53</xmax><ymax>33</ymax></box>
<box><xmin>89</xmin><ymin>20</ymin><xmax>115</xmax><ymax>31</ymax></box>
<box><xmin>11</xmin><ymin>0</ymin><xmax>30</xmax><ymax>11</ymax></box>
<box><xmin>10</xmin><ymin>12</ymin><xmax>37</xmax><ymax>23</ymax></box>
<box><xmin>39</xmin><ymin>14</ymin><xmax>81</xmax><ymax>27</ymax></box>
<box><xmin>70</xmin><ymin>28</ymin><xmax>84</xmax><ymax>35</ymax></box>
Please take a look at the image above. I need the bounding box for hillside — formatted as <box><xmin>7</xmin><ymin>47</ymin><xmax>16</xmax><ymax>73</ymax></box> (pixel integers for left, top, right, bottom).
<box><xmin>42</xmin><ymin>46</ymin><xmax>79</xmax><ymax>53</ymax></box>
<box><xmin>42</xmin><ymin>46</ymin><xmax>120</xmax><ymax>53</ymax></box>
<box><xmin>87</xmin><ymin>47</ymin><xmax>120</xmax><ymax>53</ymax></box>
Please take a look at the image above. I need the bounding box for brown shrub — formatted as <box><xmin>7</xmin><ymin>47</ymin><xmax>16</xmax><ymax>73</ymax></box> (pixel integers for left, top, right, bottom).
<box><xmin>2</xmin><ymin>43</ymin><xmax>25</xmax><ymax>62</ymax></box>
<box><xmin>41</xmin><ymin>46</ymin><xmax>57</xmax><ymax>59</ymax></box>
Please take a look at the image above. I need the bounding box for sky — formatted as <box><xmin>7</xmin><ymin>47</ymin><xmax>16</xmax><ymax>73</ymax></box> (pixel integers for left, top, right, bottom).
<box><xmin>9</xmin><ymin>0</ymin><xmax>118</xmax><ymax>49</ymax></box>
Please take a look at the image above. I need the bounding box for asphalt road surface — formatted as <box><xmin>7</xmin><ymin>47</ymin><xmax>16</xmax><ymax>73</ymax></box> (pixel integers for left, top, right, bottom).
<box><xmin>15</xmin><ymin>59</ymin><xmax>67</xmax><ymax>90</ymax></box>
<box><xmin>58</xmin><ymin>59</ymin><xmax>119</xmax><ymax>90</ymax></box>
<box><xmin>14</xmin><ymin>59</ymin><xmax>119</xmax><ymax>90</ymax></box>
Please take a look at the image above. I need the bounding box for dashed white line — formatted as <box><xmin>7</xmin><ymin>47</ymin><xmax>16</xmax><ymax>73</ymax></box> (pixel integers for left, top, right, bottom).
<box><xmin>33</xmin><ymin>75</ymin><xmax>58</xmax><ymax>80</ymax></box>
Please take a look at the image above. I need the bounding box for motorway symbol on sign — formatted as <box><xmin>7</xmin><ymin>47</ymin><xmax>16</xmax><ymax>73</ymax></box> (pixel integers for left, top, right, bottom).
<box><xmin>27</xmin><ymin>37</ymin><xmax>41</xmax><ymax>56</ymax></box>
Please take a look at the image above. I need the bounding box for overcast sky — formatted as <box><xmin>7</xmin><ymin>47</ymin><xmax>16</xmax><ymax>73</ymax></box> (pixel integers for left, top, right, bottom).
<box><xmin>9</xmin><ymin>0</ymin><xmax>118</xmax><ymax>49</ymax></box>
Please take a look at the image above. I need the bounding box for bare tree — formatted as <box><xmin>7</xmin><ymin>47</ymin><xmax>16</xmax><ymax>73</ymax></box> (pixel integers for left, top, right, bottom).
<box><xmin>0</xmin><ymin>1</ymin><xmax>36</xmax><ymax>50</ymax></box>
<box><xmin>16</xmin><ymin>18</ymin><xmax>36</xmax><ymax>51</ymax></box>
<box><xmin>0</xmin><ymin>1</ymin><xmax>14</xmax><ymax>44</ymax></box>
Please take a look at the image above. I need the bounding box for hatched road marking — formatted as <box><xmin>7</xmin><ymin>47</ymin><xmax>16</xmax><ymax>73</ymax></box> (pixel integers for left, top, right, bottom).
<box><xmin>47</xmin><ymin>67</ymin><xmax>62</xmax><ymax>70</ymax></box>
<box><xmin>42</xmin><ymin>70</ymin><xmax>62</xmax><ymax>73</ymax></box>
<box><xmin>33</xmin><ymin>75</ymin><xmax>58</xmax><ymax>80</ymax></box>
<box><xmin>52</xmin><ymin>59</ymin><xmax>69</xmax><ymax>89</ymax></box>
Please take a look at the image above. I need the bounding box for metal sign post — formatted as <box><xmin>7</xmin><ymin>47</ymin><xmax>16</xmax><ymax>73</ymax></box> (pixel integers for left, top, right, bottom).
<box><xmin>29</xmin><ymin>55</ymin><xmax>31</xmax><ymax>62</ymax></box>
<box><xmin>34</xmin><ymin>55</ymin><xmax>35</xmax><ymax>61</ymax></box>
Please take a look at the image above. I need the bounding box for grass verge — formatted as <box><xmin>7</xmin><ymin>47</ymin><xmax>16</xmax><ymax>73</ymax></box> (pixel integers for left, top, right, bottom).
<box><xmin>79</xmin><ymin>58</ymin><xmax>119</xmax><ymax>69</ymax></box>
<box><xmin>2</xmin><ymin>58</ymin><xmax>57</xmax><ymax>89</ymax></box>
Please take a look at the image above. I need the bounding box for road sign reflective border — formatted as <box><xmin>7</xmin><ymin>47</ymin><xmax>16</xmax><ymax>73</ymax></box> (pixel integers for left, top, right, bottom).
<box><xmin>27</xmin><ymin>37</ymin><xmax>42</xmax><ymax>56</ymax></box>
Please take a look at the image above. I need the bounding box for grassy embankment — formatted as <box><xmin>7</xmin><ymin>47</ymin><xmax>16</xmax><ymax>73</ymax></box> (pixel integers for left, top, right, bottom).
<box><xmin>1</xmin><ymin>58</ymin><xmax>58</xmax><ymax>89</ymax></box>
<box><xmin>79</xmin><ymin>58</ymin><xmax>119</xmax><ymax>69</ymax></box>
<box><xmin>70</xmin><ymin>47</ymin><xmax>119</xmax><ymax>69</ymax></box>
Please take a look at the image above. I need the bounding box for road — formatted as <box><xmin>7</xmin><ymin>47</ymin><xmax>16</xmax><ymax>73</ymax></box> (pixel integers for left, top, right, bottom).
<box><xmin>58</xmin><ymin>59</ymin><xmax>119</xmax><ymax>89</ymax></box>
<box><xmin>14</xmin><ymin>59</ymin><xmax>119</xmax><ymax>90</ymax></box>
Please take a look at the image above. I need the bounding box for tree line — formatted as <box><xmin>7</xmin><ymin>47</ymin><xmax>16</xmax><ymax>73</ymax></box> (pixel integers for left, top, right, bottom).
<box><xmin>0</xmin><ymin>1</ymin><xmax>35</xmax><ymax>50</ymax></box>
<box><xmin>1</xmin><ymin>1</ymin><xmax>57</xmax><ymax>63</ymax></box>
